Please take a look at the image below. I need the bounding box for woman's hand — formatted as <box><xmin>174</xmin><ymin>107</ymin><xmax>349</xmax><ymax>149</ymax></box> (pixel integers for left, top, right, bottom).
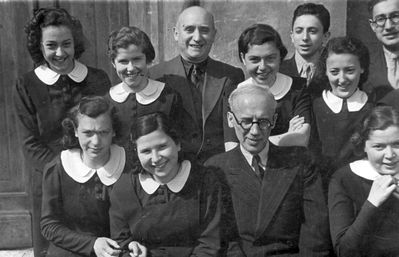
<box><xmin>94</xmin><ymin>237</ymin><xmax>121</xmax><ymax>257</ymax></box>
<box><xmin>288</xmin><ymin>115</ymin><xmax>305</xmax><ymax>132</ymax></box>
<box><xmin>128</xmin><ymin>241</ymin><xmax>147</xmax><ymax>257</ymax></box>
<box><xmin>367</xmin><ymin>175</ymin><xmax>397</xmax><ymax>207</ymax></box>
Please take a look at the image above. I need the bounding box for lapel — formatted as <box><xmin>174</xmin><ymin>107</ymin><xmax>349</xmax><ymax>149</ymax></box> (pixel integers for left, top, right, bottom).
<box><xmin>202</xmin><ymin>58</ymin><xmax>226</xmax><ymax>124</ymax></box>
<box><xmin>225</xmin><ymin>148</ymin><xmax>262</xmax><ymax>207</ymax></box>
<box><xmin>287</xmin><ymin>56</ymin><xmax>300</xmax><ymax>77</ymax></box>
<box><xmin>166</xmin><ymin>57</ymin><xmax>198</xmax><ymax>122</ymax></box>
<box><xmin>377</xmin><ymin>46</ymin><xmax>388</xmax><ymax>84</ymax></box>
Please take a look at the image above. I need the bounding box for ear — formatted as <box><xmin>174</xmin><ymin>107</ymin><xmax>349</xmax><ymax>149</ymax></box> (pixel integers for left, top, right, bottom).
<box><xmin>227</xmin><ymin>112</ymin><xmax>234</xmax><ymax>128</ymax></box>
<box><xmin>322</xmin><ymin>31</ymin><xmax>331</xmax><ymax>46</ymax></box>
<box><xmin>177</xmin><ymin>142</ymin><xmax>181</xmax><ymax>152</ymax></box>
<box><xmin>369</xmin><ymin>20</ymin><xmax>377</xmax><ymax>33</ymax></box>
<box><xmin>240</xmin><ymin>52</ymin><xmax>246</xmax><ymax>65</ymax></box>
<box><xmin>361</xmin><ymin>67</ymin><xmax>365</xmax><ymax>74</ymax></box>
<box><xmin>74</xmin><ymin>127</ymin><xmax>78</xmax><ymax>138</ymax></box>
<box><xmin>111</xmin><ymin>61</ymin><xmax>116</xmax><ymax>69</ymax></box>
<box><xmin>271</xmin><ymin>113</ymin><xmax>278</xmax><ymax>129</ymax></box>
<box><xmin>173</xmin><ymin>26</ymin><xmax>179</xmax><ymax>41</ymax></box>
<box><xmin>290</xmin><ymin>30</ymin><xmax>294</xmax><ymax>44</ymax></box>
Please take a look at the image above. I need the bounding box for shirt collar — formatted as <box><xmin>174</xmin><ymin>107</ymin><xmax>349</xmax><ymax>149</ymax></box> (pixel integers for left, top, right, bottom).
<box><xmin>350</xmin><ymin>159</ymin><xmax>381</xmax><ymax>181</ymax></box>
<box><xmin>238</xmin><ymin>73</ymin><xmax>292</xmax><ymax>100</ymax></box>
<box><xmin>109</xmin><ymin>79</ymin><xmax>165</xmax><ymax>104</ymax></box>
<box><xmin>240</xmin><ymin>142</ymin><xmax>269</xmax><ymax>170</ymax></box>
<box><xmin>60</xmin><ymin>144</ymin><xmax>125</xmax><ymax>186</ymax></box>
<box><xmin>294</xmin><ymin>52</ymin><xmax>316</xmax><ymax>76</ymax></box>
<box><xmin>139</xmin><ymin>160</ymin><xmax>191</xmax><ymax>194</ymax></box>
<box><xmin>34</xmin><ymin>60</ymin><xmax>88</xmax><ymax>85</ymax></box>
<box><xmin>383</xmin><ymin>46</ymin><xmax>399</xmax><ymax>61</ymax></box>
<box><xmin>322</xmin><ymin>89</ymin><xmax>368</xmax><ymax>113</ymax></box>
<box><xmin>181</xmin><ymin>56</ymin><xmax>208</xmax><ymax>77</ymax></box>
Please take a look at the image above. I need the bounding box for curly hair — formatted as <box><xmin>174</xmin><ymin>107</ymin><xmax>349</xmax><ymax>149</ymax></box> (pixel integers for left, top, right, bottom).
<box><xmin>292</xmin><ymin>3</ymin><xmax>330</xmax><ymax>33</ymax></box>
<box><xmin>351</xmin><ymin>106</ymin><xmax>399</xmax><ymax>158</ymax></box>
<box><xmin>314</xmin><ymin>36</ymin><xmax>370</xmax><ymax>89</ymax></box>
<box><xmin>238</xmin><ymin>23</ymin><xmax>287</xmax><ymax>63</ymax></box>
<box><xmin>62</xmin><ymin>96</ymin><xmax>121</xmax><ymax>149</ymax></box>
<box><xmin>107</xmin><ymin>26</ymin><xmax>155</xmax><ymax>63</ymax></box>
<box><xmin>25</xmin><ymin>8</ymin><xmax>86</xmax><ymax>65</ymax></box>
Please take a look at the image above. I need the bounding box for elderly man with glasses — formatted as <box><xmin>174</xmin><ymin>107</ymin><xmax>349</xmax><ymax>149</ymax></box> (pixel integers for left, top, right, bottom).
<box><xmin>205</xmin><ymin>84</ymin><xmax>331</xmax><ymax>257</ymax></box>
<box><xmin>365</xmin><ymin>0</ymin><xmax>399</xmax><ymax>100</ymax></box>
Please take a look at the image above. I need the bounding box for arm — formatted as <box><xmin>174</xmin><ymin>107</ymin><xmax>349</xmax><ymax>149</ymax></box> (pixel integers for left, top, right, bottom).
<box><xmin>40</xmin><ymin>161</ymin><xmax>97</xmax><ymax>256</ymax></box>
<box><xmin>328</xmin><ymin>175</ymin><xmax>393</xmax><ymax>257</ymax></box>
<box><xmin>269</xmin><ymin>122</ymin><xmax>310</xmax><ymax>147</ymax></box>
<box><xmin>223</xmin><ymin>79</ymin><xmax>239</xmax><ymax>152</ymax></box>
<box><xmin>191</xmin><ymin>169</ymin><xmax>223</xmax><ymax>257</ymax></box>
<box><xmin>13</xmin><ymin>77</ymin><xmax>56</xmax><ymax>171</ymax></box>
<box><xmin>299</xmin><ymin>165</ymin><xmax>331</xmax><ymax>257</ymax></box>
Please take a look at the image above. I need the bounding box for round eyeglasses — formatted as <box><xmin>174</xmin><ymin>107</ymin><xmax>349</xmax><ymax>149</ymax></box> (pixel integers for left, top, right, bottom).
<box><xmin>370</xmin><ymin>11</ymin><xmax>399</xmax><ymax>28</ymax></box>
<box><xmin>230</xmin><ymin>111</ymin><xmax>273</xmax><ymax>130</ymax></box>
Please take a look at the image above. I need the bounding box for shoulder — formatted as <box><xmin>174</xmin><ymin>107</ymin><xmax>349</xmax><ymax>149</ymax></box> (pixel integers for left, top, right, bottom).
<box><xmin>43</xmin><ymin>155</ymin><xmax>63</xmax><ymax>178</ymax></box>
<box><xmin>204</xmin><ymin>149</ymin><xmax>237</xmax><ymax>168</ymax></box>
<box><xmin>330</xmin><ymin>165</ymin><xmax>356</xmax><ymax>185</ymax></box>
<box><xmin>290</xmin><ymin>76</ymin><xmax>307</xmax><ymax>89</ymax></box>
<box><xmin>150</xmin><ymin>57</ymin><xmax>180</xmax><ymax>77</ymax></box>
<box><xmin>279</xmin><ymin>56</ymin><xmax>297</xmax><ymax>75</ymax></box>
<box><xmin>208</xmin><ymin>58</ymin><xmax>244</xmax><ymax>81</ymax></box>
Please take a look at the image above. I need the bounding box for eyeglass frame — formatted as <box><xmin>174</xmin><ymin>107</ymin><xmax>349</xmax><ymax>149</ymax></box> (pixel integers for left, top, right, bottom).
<box><xmin>229</xmin><ymin>111</ymin><xmax>275</xmax><ymax>131</ymax></box>
<box><xmin>369</xmin><ymin>11</ymin><xmax>399</xmax><ymax>28</ymax></box>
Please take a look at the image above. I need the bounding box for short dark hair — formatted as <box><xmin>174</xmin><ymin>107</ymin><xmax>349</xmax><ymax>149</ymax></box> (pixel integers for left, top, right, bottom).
<box><xmin>107</xmin><ymin>26</ymin><xmax>155</xmax><ymax>63</ymax></box>
<box><xmin>238</xmin><ymin>23</ymin><xmax>287</xmax><ymax>62</ymax></box>
<box><xmin>352</xmin><ymin>106</ymin><xmax>399</xmax><ymax>158</ymax></box>
<box><xmin>25</xmin><ymin>8</ymin><xmax>86</xmax><ymax>65</ymax></box>
<box><xmin>315</xmin><ymin>36</ymin><xmax>370</xmax><ymax>89</ymax></box>
<box><xmin>292</xmin><ymin>3</ymin><xmax>330</xmax><ymax>33</ymax></box>
<box><xmin>62</xmin><ymin>96</ymin><xmax>121</xmax><ymax>149</ymax></box>
<box><xmin>368</xmin><ymin>0</ymin><xmax>387</xmax><ymax>16</ymax></box>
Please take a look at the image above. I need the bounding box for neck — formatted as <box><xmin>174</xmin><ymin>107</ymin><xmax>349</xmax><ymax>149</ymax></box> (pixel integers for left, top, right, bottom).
<box><xmin>125</xmin><ymin>77</ymin><xmax>149</xmax><ymax>94</ymax></box>
<box><xmin>182</xmin><ymin>55</ymin><xmax>208</xmax><ymax>64</ymax></box>
<box><xmin>81</xmin><ymin>150</ymin><xmax>111</xmax><ymax>170</ymax></box>
<box><xmin>297</xmin><ymin>51</ymin><xmax>320</xmax><ymax>64</ymax></box>
<box><xmin>154</xmin><ymin>162</ymin><xmax>181</xmax><ymax>184</ymax></box>
<box><xmin>384</xmin><ymin>44</ymin><xmax>399</xmax><ymax>54</ymax></box>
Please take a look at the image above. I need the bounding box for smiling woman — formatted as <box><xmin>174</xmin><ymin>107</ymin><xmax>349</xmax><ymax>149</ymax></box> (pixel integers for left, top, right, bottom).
<box><xmin>13</xmin><ymin>8</ymin><xmax>111</xmax><ymax>257</ymax></box>
<box><xmin>329</xmin><ymin>105</ymin><xmax>399</xmax><ymax>257</ymax></box>
<box><xmin>109</xmin><ymin>112</ymin><xmax>223</xmax><ymax>257</ymax></box>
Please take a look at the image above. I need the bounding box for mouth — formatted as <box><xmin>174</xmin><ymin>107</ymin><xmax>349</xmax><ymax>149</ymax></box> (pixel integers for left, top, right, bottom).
<box><xmin>383</xmin><ymin>162</ymin><xmax>398</xmax><ymax>169</ymax></box>
<box><xmin>89</xmin><ymin>148</ymin><xmax>103</xmax><ymax>154</ymax></box>
<box><xmin>152</xmin><ymin>161</ymin><xmax>167</xmax><ymax>169</ymax></box>
<box><xmin>383</xmin><ymin>32</ymin><xmax>399</xmax><ymax>38</ymax></box>
<box><xmin>189</xmin><ymin>43</ymin><xmax>204</xmax><ymax>50</ymax></box>
<box><xmin>124</xmin><ymin>72</ymin><xmax>143</xmax><ymax>80</ymax></box>
<box><xmin>299</xmin><ymin>44</ymin><xmax>312</xmax><ymax>50</ymax></box>
<box><xmin>52</xmin><ymin>56</ymin><xmax>69</xmax><ymax>64</ymax></box>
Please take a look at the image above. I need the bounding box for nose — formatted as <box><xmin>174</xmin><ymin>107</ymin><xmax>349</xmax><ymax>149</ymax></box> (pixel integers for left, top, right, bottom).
<box><xmin>91</xmin><ymin>133</ymin><xmax>101</xmax><ymax>146</ymax></box>
<box><xmin>302</xmin><ymin>31</ymin><xmax>310</xmax><ymax>41</ymax></box>
<box><xmin>151</xmin><ymin>150</ymin><xmax>161</xmax><ymax>163</ymax></box>
<box><xmin>192</xmin><ymin>28</ymin><xmax>201</xmax><ymax>41</ymax></box>
<box><xmin>258</xmin><ymin>59</ymin><xmax>267</xmax><ymax>70</ymax></box>
<box><xmin>385</xmin><ymin>17</ymin><xmax>394</xmax><ymax>29</ymax></box>
<box><xmin>384</xmin><ymin>145</ymin><xmax>396</xmax><ymax>159</ymax></box>
<box><xmin>127</xmin><ymin>61</ymin><xmax>134</xmax><ymax>71</ymax></box>
<box><xmin>249</xmin><ymin>122</ymin><xmax>261</xmax><ymax>135</ymax></box>
<box><xmin>55</xmin><ymin>46</ymin><xmax>65</xmax><ymax>56</ymax></box>
<box><xmin>338</xmin><ymin>71</ymin><xmax>346</xmax><ymax>84</ymax></box>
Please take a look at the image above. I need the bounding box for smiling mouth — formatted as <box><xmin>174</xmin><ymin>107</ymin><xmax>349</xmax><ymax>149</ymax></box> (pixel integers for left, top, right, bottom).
<box><xmin>152</xmin><ymin>162</ymin><xmax>167</xmax><ymax>169</ymax></box>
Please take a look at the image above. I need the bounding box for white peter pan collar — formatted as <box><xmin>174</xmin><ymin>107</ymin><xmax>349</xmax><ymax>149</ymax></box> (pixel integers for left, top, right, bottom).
<box><xmin>238</xmin><ymin>73</ymin><xmax>292</xmax><ymax>100</ymax></box>
<box><xmin>322</xmin><ymin>89</ymin><xmax>368</xmax><ymax>114</ymax></box>
<box><xmin>34</xmin><ymin>60</ymin><xmax>88</xmax><ymax>85</ymax></box>
<box><xmin>60</xmin><ymin>144</ymin><xmax>125</xmax><ymax>186</ymax></box>
<box><xmin>109</xmin><ymin>79</ymin><xmax>165</xmax><ymax>105</ymax></box>
<box><xmin>139</xmin><ymin>160</ymin><xmax>191</xmax><ymax>194</ymax></box>
<box><xmin>350</xmin><ymin>159</ymin><xmax>381</xmax><ymax>181</ymax></box>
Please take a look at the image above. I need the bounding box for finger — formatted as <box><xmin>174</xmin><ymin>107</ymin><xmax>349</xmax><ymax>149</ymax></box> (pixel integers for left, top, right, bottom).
<box><xmin>130</xmin><ymin>243</ymin><xmax>139</xmax><ymax>256</ymax></box>
<box><xmin>139</xmin><ymin>245</ymin><xmax>147</xmax><ymax>257</ymax></box>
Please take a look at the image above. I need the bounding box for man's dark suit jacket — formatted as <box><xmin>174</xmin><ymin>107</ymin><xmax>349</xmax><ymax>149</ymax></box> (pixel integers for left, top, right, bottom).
<box><xmin>280</xmin><ymin>55</ymin><xmax>300</xmax><ymax>78</ymax></box>
<box><xmin>150</xmin><ymin>56</ymin><xmax>244</xmax><ymax>163</ymax></box>
<box><xmin>205</xmin><ymin>145</ymin><xmax>331</xmax><ymax>257</ymax></box>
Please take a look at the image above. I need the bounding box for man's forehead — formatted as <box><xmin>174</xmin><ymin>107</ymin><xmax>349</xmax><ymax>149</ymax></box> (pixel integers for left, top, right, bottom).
<box><xmin>373</xmin><ymin>0</ymin><xmax>399</xmax><ymax>16</ymax></box>
<box><xmin>177</xmin><ymin>7</ymin><xmax>214</xmax><ymax>27</ymax></box>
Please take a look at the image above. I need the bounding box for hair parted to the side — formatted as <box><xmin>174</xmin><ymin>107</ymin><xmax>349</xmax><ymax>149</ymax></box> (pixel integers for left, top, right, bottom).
<box><xmin>107</xmin><ymin>26</ymin><xmax>155</xmax><ymax>63</ymax></box>
<box><xmin>25</xmin><ymin>7</ymin><xmax>86</xmax><ymax>65</ymax></box>
<box><xmin>238</xmin><ymin>23</ymin><xmax>287</xmax><ymax>63</ymax></box>
<box><xmin>61</xmin><ymin>96</ymin><xmax>121</xmax><ymax>149</ymax></box>
<box><xmin>352</xmin><ymin>106</ymin><xmax>399</xmax><ymax>158</ymax></box>
<box><xmin>292</xmin><ymin>3</ymin><xmax>330</xmax><ymax>33</ymax></box>
<box><xmin>314</xmin><ymin>36</ymin><xmax>370</xmax><ymax>89</ymax></box>
<box><xmin>367</xmin><ymin>0</ymin><xmax>387</xmax><ymax>16</ymax></box>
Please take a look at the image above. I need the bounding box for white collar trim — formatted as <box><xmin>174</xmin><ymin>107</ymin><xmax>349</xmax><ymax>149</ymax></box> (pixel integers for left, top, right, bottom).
<box><xmin>60</xmin><ymin>144</ymin><xmax>125</xmax><ymax>186</ymax></box>
<box><xmin>109</xmin><ymin>79</ymin><xmax>165</xmax><ymax>104</ymax></box>
<box><xmin>34</xmin><ymin>60</ymin><xmax>88</xmax><ymax>85</ymax></box>
<box><xmin>237</xmin><ymin>73</ymin><xmax>292</xmax><ymax>100</ymax></box>
<box><xmin>322</xmin><ymin>89</ymin><xmax>368</xmax><ymax>114</ymax></box>
<box><xmin>139</xmin><ymin>160</ymin><xmax>191</xmax><ymax>194</ymax></box>
<box><xmin>350</xmin><ymin>159</ymin><xmax>381</xmax><ymax>181</ymax></box>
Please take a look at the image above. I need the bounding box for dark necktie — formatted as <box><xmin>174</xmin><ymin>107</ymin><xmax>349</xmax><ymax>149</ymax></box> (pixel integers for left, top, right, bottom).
<box><xmin>252</xmin><ymin>155</ymin><xmax>264</xmax><ymax>180</ymax></box>
<box><xmin>190</xmin><ymin>64</ymin><xmax>202</xmax><ymax>89</ymax></box>
<box><xmin>341</xmin><ymin>98</ymin><xmax>348</xmax><ymax>113</ymax></box>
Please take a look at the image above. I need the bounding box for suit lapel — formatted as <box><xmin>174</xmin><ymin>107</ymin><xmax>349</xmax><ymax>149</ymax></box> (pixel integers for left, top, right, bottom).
<box><xmin>254</xmin><ymin>164</ymin><xmax>299</xmax><ymax>239</ymax></box>
<box><xmin>202</xmin><ymin>58</ymin><xmax>226</xmax><ymax>124</ymax></box>
<box><xmin>288</xmin><ymin>56</ymin><xmax>300</xmax><ymax>77</ymax></box>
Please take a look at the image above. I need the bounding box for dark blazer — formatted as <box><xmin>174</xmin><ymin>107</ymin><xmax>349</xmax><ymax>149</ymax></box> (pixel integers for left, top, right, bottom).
<box><xmin>280</xmin><ymin>55</ymin><xmax>300</xmax><ymax>78</ymax></box>
<box><xmin>150</xmin><ymin>56</ymin><xmax>244</xmax><ymax>163</ymax></box>
<box><xmin>363</xmin><ymin>45</ymin><xmax>393</xmax><ymax>100</ymax></box>
<box><xmin>205</xmin><ymin>145</ymin><xmax>331</xmax><ymax>257</ymax></box>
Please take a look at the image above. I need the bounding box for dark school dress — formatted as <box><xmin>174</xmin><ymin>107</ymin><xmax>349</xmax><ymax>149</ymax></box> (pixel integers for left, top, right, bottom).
<box><xmin>329</xmin><ymin>161</ymin><xmax>399</xmax><ymax>257</ymax></box>
<box><xmin>105</xmin><ymin>79</ymin><xmax>186</xmax><ymax>168</ymax></box>
<box><xmin>13</xmin><ymin>61</ymin><xmax>110</xmax><ymax>257</ymax></box>
<box><xmin>312</xmin><ymin>89</ymin><xmax>374</xmax><ymax>188</ymax></box>
<box><xmin>41</xmin><ymin>145</ymin><xmax>125</xmax><ymax>257</ymax></box>
<box><xmin>109</xmin><ymin>161</ymin><xmax>223</xmax><ymax>257</ymax></box>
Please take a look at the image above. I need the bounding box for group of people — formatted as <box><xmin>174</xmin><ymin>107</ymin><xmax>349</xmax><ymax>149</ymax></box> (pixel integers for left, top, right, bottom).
<box><xmin>11</xmin><ymin>0</ymin><xmax>399</xmax><ymax>256</ymax></box>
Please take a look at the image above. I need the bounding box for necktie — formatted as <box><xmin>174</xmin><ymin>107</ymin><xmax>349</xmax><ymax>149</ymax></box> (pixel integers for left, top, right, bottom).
<box><xmin>341</xmin><ymin>98</ymin><xmax>349</xmax><ymax>113</ymax></box>
<box><xmin>388</xmin><ymin>56</ymin><xmax>399</xmax><ymax>89</ymax></box>
<box><xmin>190</xmin><ymin>64</ymin><xmax>202</xmax><ymax>89</ymax></box>
<box><xmin>252</xmin><ymin>155</ymin><xmax>264</xmax><ymax>180</ymax></box>
<box><xmin>302</xmin><ymin>64</ymin><xmax>313</xmax><ymax>86</ymax></box>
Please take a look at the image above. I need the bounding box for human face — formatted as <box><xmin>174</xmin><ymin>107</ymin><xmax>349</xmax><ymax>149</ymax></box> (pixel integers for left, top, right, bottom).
<box><xmin>41</xmin><ymin>25</ymin><xmax>75</xmax><ymax>74</ymax></box>
<box><xmin>241</xmin><ymin>42</ymin><xmax>280</xmax><ymax>86</ymax></box>
<box><xmin>326</xmin><ymin>53</ymin><xmax>364</xmax><ymax>99</ymax></box>
<box><xmin>370</xmin><ymin>0</ymin><xmax>399</xmax><ymax>52</ymax></box>
<box><xmin>365</xmin><ymin>125</ymin><xmax>399</xmax><ymax>178</ymax></box>
<box><xmin>228</xmin><ymin>93</ymin><xmax>276</xmax><ymax>154</ymax></box>
<box><xmin>112</xmin><ymin>44</ymin><xmax>148</xmax><ymax>92</ymax></box>
<box><xmin>75</xmin><ymin>113</ymin><xmax>115</xmax><ymax>168</ymax></box>
<box><xmin>291</xmin><ymin>15</ymin><xmax>330</xmax><ymax>61</ymax></box>
<box><xmin>136</xmin><ymin>129</ymin><xmax>181</xmax><ymax>184</ymax></box>
<box><xmin>173</xmin><ymin>7</ymin><xmax>216</xmax><ymax>63</ymax></box>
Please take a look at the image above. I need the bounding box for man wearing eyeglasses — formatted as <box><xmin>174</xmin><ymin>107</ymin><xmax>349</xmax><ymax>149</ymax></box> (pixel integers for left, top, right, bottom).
<box><xmin>205</xmin><ymin>84</ymin><xmax>331</xmax><ymax>256</ymax></box>
<box><xmin>366</xmin><ymin>0</ymin><xmax>399</xmax><ymax>99</ymax></box>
